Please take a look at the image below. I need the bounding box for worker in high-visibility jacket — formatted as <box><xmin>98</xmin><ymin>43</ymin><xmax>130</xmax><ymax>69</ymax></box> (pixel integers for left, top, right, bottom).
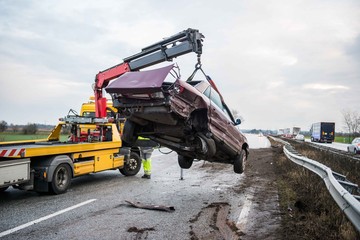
<box><xmin>137</xmin><ymin>137</ymin><xmax>157</xmax><ymax>179</ymax></box>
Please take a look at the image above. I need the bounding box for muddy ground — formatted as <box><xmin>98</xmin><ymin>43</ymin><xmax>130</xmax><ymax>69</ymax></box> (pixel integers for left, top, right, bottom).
<box><xmin>229</xmin><ymin>141</ymin><xmax>360</xmax><ymax>240</ymax></box>
<box><xmin>270</xmin><ymin>140</ymin><xmax>360</xmax><ymax>240</ymax></box>
<box><xmin>188</xmin><ymin>147</ymin><xmax>282</xmax><ymax>240</ymax></box>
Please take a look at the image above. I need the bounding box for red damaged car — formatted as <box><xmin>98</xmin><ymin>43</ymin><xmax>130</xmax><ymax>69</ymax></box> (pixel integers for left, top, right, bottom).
<box><xmin>105</xmin><ymin>64</ymin><xmax>249</xmax><ymax>173</ymax></box>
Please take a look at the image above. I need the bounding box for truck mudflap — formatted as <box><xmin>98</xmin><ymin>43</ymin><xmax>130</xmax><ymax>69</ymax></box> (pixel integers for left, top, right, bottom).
<box><xmin>31</xmin><ymin>155</ymin><xmax>74</xmax><ymax>193</ymax></box>
<box><xmin>0</xmin><ymin>158</ymin><xmax>30</xmax><ymax>188</ymax></box>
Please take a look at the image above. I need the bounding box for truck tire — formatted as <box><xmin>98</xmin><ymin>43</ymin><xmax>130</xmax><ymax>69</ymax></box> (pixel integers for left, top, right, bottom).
<box><xmin>178</xmin><ymin>155</ymin><xmax>193</xmax><ymax>169</ymax></box>
<box><xmin>234</xmin><ymin>149</ymin><xmax>247</xmax><ymax>174</ymax></box>
<box><xmin>49</xmin><ymin>163</ymin><xmax>71</xmax><ymax>194</ymax></box>
<box><xmin>120</xmin><ymin>152</ymin><xmax>141</xmax><ymax>176</ymax></box>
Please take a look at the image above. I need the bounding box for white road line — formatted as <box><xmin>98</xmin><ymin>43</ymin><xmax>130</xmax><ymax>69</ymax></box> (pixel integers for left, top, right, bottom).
<box><xmin>0</xmin><ymin>199</ymin><xmax>97</xmax><ymax>238</ymax></box>
<box><xmin>236</xmin><ymin>193</ymin><xmax>254</xmax><ymax>230</ymax></box>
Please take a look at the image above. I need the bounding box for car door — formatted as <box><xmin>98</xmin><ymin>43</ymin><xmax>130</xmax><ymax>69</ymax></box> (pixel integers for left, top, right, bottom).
<box><xmin>203</xmin><ymin>86</ymin><xmax>241</xmax><ymax>153</ymax></box>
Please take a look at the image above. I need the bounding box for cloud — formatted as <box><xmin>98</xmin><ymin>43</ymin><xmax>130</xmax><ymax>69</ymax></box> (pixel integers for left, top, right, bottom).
<box><xmin>303</xmin><ymin>83</ymin><xmax>349</xmax><ymax>91</ymax></box>
<box><xmin>0</xmin><ymin>0</ymin><xmax>359</xmax><ymax>131</ymax></box>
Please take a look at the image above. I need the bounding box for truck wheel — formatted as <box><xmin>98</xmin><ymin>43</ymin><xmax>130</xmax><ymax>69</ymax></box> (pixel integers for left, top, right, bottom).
<box><xmin>50</xmin><ymin>164</ymin><xmax>71</xmax><ymax>194</ymax></box>
<box><xmin>120</xmin><ymin>151</ymin><xmax>141</xmax><ymax>176</ymax></box>
<box><xmin>178</xmin><ymin>155</ymin><xmax>193</xmax><ymax>169</ymax></box>
<box><xmin>234</xmin><ymin>149</ymin><xmax>247</xmax><ymax>174</ymax></box>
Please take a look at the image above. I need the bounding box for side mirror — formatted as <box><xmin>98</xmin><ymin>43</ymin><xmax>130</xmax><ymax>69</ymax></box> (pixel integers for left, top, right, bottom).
<box><xmin>235</xmin><ymin>118</ymin><xmax>241</xmax><ymax>125</ymax></box>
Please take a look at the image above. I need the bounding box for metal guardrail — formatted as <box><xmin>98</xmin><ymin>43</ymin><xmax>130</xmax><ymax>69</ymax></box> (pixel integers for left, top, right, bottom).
<box><xmin>282</xmin><ymin>143</ymin><xmax>360</xmax><ymax>232</ymax></box>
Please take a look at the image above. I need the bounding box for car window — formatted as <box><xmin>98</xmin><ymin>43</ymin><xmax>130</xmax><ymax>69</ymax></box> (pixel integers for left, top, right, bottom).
<box><xmin>203</xmin><ymin>86</ymin><xmax>235</xmax><ymax>122</ymax></box>
<box><xmin>203</xmin><ymin>86</ymin><xmax>222</xmax><ymax>110</ymax></box>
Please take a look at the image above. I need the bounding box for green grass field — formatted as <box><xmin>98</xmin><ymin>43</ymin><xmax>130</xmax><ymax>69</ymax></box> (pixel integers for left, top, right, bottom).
<box><xmin>0</xmin><ymin>133</ymin><xmax>68</xmax><ymax>142</ymax></box>
<box><xmin>335</xmin><ymin>136</ymin><xmax>354</xmax><ymax>144</ymax></box>
<box><xmin>304</xmin><ymin>135</ymin><xmax>353</xmax><ymax>144</ymax></box>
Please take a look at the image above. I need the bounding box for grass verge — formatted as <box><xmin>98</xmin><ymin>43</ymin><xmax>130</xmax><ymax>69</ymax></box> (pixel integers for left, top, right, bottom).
<box><xmin>270</xmin><ymin>140</ymin><xmax>359</xmax><ymax>239</ymax></box>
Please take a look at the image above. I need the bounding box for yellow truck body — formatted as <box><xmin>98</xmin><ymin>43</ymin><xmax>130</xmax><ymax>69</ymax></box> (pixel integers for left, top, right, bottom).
<box><xmin>0</xmin><ymin>120</ymin><xmax>140</xmax><ymax>194</ymax></box>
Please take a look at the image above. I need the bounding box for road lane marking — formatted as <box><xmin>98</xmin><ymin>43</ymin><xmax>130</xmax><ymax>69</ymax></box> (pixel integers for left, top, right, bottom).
<box><xmin>236</xmin><ymin>192</ymin><xmax>254</xmax><ymax>230</ymax></box>
<box><xmin>0</xmin><ymin>199</ymin><xmax>97</xmax><ymax>238</ymax></box>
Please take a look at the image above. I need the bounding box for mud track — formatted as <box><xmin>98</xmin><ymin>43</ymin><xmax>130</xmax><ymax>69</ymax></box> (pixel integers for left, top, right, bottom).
<box><xmin>189</xmin><ymin>147</ymin><xmax>281</xmax><ymax>240</ymax></box>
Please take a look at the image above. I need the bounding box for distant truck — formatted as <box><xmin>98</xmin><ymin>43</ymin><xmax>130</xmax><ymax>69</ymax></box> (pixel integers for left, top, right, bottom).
<box><xmin>292</xmin><ymin>127</ymin><xmax>301</xmax><ymax>136</ymax></box>
<box><xmin>310</xmin><ymin>122</ymin><xmax>335</xmax><ymax>143</ymax></box>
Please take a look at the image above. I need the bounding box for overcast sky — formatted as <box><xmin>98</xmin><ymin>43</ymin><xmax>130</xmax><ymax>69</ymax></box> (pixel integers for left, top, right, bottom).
<box><xmin>0</xmin><ymin>0</ymin><xmax>359</xmax><ymax>132</ymax></box>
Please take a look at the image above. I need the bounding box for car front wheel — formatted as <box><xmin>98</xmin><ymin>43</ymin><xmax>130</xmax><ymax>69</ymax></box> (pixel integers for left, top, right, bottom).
<box><xmin>234</xmin><ymin>149</ymin><xmax>247</xmax><ymax>174</ymax></box>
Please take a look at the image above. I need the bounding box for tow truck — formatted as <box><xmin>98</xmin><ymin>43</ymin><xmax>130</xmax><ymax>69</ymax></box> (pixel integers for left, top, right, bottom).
<box><xmin>0</xmin><ymin>28</ymin><xmax>204</xmax><ymax>194</ymax></box>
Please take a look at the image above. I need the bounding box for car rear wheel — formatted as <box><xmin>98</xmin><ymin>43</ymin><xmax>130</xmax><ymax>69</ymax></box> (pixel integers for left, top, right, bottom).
<box><xmin>234</xmin><ymin>149</ymin><xmax>247</xmax><ymax>174</ymax></box>
<box><xmin>178</xmin><ymin>155</ymin><xmax>193</xmax><ymax>169</ymax></box>
<box><xmin>122</xmin><ymin>120</ymin><xmax>138</xmax><ymax>145</ymax></box>
<box><xmin>120</xmin><ymin>151</ymin><xmax>141</xmax><ymax>176</ymax></box>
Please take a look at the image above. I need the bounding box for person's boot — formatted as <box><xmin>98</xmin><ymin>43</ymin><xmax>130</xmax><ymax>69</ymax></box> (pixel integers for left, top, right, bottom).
<box><xmin>142</xmin><ymin>174</ymin><xmax>151</xmax><ymax>179</ymax></box>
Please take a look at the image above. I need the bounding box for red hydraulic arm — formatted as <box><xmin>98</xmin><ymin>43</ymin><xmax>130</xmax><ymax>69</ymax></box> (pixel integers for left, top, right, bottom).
<box><xmin>93</xmin><ymin>28</ymin><xmax>204</xmax><ymax>118</ymax></box>
<box><xmin>94</xmin><ymin>63</ymin><xmax>131</xmax><ymax>118</ymax></box>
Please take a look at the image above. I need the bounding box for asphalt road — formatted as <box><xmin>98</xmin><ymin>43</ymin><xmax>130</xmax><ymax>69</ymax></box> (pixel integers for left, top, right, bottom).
<box><xmin>304</xmin><ymin>138</ymin><xmax>349</xmax><ymax>151</ymax></box>
<box><xmin>0</xmin><ymin>135</ymin><xmax>277</xmax><ymax>240</ymax></box>
<box><xmin>0</xmin><ymin>150</ymin><xmax>247</xmax><ymax>239</ymax></box>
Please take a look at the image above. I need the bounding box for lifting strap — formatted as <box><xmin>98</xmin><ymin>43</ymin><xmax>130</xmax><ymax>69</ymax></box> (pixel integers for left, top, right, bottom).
<box><xmin>186</xmin><ymin>54</ymin><xmax>222</xmax><ymax>97</ymax></box>
<box><xmin>186</xmin><ymin>54</ymin><xmax>211</xmax><ymax>82</ymax></box>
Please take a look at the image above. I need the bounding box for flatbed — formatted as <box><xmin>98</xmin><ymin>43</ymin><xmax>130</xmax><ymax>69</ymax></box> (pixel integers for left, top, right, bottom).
<box><xmin>0</xmin><ymin>120</ymin><xmax>140</xmax><ymax>194</ymax></box>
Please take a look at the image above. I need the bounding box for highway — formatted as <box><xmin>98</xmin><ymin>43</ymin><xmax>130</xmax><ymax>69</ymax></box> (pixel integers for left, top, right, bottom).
<box><xmin>305</xmin><ymin>139</ymin><xmax>349</xmax><ymax>152</ymax></box>
<box><xmin>0</xmin><ymin>135</ymin><xmax>278</xmax><ymax>239</ymax></box>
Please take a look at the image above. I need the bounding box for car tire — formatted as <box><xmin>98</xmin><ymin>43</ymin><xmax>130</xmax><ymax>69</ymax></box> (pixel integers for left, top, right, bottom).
<box><xmin>178</xmin><ymin>155</ymin><xmax>193</xmax><ymax>169</ymax></box>
<box><xmin>120</xmin><ymin>151</ymin><xmax>141</xmax><ymax>176</ymax></box>
<box><xmin>49</xmin><ymin>163</ymin><xmax>71</xmax><ymax>194</ymax></box>
<box><xmin>234</xmin><ymin>149</ymin><xmax>247</xmax><ymax>174</ymax></box>
<box><xmin>122</xmin><ymin>120</ymin><xmax>138</xmax><ymax>145</ymax></box>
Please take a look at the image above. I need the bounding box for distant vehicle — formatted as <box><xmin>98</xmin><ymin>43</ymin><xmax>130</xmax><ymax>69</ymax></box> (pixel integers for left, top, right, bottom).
<box><xmin>292</xmin><ymin>127</ymin><xmax>301</xmax><ymax>136</ymax></box>
<box><xmin>295</xmin><ymin>134</ymin><xmax>305</xmax><ymax>141</ymax></box>
<box><xmin>310</xmin><ymin>122</ymin><xmax>335</xmax><ymax>143</ymax></box>
<box><xmin>347</xmin><ymin>137</ymin><xmax>360</xmax><ymax>154</ymax></box>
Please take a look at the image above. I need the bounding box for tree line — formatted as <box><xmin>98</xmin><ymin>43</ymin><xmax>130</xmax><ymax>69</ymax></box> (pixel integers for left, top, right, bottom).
<box><xmin>0</xmin><ymin>121</ymin><xmax>39</xmax><ymax>134</ymax></box>
<box><xmin>342</xmin><ymin>109</ymin><xmax>360</xmax><ymax>139</ymax></box>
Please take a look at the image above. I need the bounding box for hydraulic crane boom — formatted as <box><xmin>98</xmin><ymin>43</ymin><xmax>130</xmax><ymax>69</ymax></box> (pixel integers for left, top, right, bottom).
<box><xmin>94</xmin><ymin>28</ymin><xmax>204</xmax><ymax>118</ymax></box>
